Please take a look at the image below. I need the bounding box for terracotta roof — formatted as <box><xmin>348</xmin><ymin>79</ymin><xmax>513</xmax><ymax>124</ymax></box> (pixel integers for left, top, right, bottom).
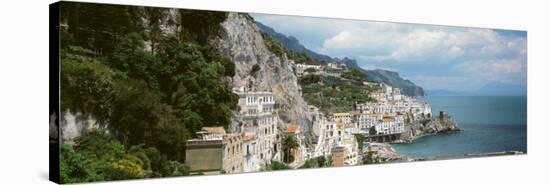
<box><xmin>202</xmin><ymin>127</ymin><xmax>226</xmax><ymax>135</ymax></box>
<box><xmin>285</xmin><ymin>124</ymin><xmax>300</xmax><ymax>134</ymax></box>
<box><xmin>382</xmin><ymin>116</ymin><xmax>395</xmax><ymax>122</ymax></box>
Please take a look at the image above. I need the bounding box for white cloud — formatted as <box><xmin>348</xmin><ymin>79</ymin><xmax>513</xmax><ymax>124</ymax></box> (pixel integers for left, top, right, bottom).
<box><xmin>319</xmin><ymin>25</ymin><xmax>526</xmax><ymax>63</ymax></box>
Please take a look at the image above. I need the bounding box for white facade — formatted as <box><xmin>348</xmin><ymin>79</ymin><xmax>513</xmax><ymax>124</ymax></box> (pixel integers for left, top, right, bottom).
<box><xmin>296</xmin><ymin>63</ymin><xmax>322</xmax><ymax>76</ymax></box>
<box><xmin>234</xmin><ymin>88</ymin><xmax>280</xmax><ymax>172</ymax></box>
<box><xmin>328</xmin><ymin>61</ymin><xmax>347</xmax><ymax>70</ymax></box>
<box><xmin>355</xmin><ymin>83</ymin><xmax>430</xmax><ymax>135</ymax></box>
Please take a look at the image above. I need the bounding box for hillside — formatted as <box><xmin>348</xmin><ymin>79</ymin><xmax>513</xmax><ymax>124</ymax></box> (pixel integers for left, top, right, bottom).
<box><xmin>299</xmin><ymin>74</ymin><xmax>379</xmax><ymax>114</ymax></box>
<box><xmin>256</xmin><ymin>21</ymin><xmax>425</xmax><ymax>97</ymax></box>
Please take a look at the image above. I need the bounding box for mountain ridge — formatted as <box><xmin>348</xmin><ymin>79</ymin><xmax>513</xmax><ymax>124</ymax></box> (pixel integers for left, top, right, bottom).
<box><xmin>255</xmin><ymin>21</ymin><xmax>425</xmax><ymax>97</ymax></box>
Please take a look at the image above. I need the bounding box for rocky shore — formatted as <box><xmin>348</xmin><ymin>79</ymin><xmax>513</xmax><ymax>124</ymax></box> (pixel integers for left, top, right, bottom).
<box><xmin>397</xmin><ymin>111</ymin><xmax>461</xmax><ymax>143</ymax></box>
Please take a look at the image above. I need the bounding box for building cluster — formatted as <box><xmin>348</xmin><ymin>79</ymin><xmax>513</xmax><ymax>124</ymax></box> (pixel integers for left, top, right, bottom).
<box><xmin>185</xmin><ymin>87</ymin><xmax>290</xmax><ymax>174</ymax></box>
<box><xmin>295</xmin><ymin>63</ymin><xmax>323</xmax><ymax>76</ymax></box>
<box><xmin>185</xmin><ymin>67</ymin><xmax>432</xmax><ymax>172</ymax></box>
<box><xmin>309</xmin><ymin>106</ymin><xmax>360</xmax><ymax>166</ymax></box>
<box><xmin>292</xmin><ymin>60</ymin><xmax>348</xmax><ymax>77</ymax></box>
<box><xmin>344</xmin><ymin>83</ymin><xmax>432</xmax><ymax>135</ymax></box>
<box><xmin>309</xmin><ymin>82</ymin><xmax>432</xmax><ymax>166</ymax></box>
<box><xmin>327</xmin><ymin>61</ymin><xmax>348</xmax><ymax>70</ymax></box>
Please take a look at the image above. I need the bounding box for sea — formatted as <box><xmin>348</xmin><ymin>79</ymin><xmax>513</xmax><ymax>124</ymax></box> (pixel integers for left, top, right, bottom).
<box><xmin>392</xmin><ymin>95</ymin><xmax>527</xmax><ymax>158</ymax></box>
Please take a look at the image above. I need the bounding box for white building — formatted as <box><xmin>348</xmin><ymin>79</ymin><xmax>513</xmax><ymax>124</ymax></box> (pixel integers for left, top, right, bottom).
<box><xmin>328</xmin><ymin>61</ymin><xmax>348</xmax><ymax>70</ymax></box>
<box><xmin>234</xmin><ymin>88</ymin><xmax>280</xmax><ymax>172</ymax></box>
<box><xmin>333</xmin><ymin>112</ymin><xmax>352</xmax><ymax>125</ymax></box>
<box><xmin>296</xmin><ymin>63</ymin><xmax>322</xmax><ymax>76</ymax></box>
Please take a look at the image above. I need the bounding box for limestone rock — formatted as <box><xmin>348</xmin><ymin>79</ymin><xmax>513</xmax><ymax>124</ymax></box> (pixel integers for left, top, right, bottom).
<box><xmin>217</xmin><ymin>13</ymin><xmax>312</xmax><ymax>135</ymax></box>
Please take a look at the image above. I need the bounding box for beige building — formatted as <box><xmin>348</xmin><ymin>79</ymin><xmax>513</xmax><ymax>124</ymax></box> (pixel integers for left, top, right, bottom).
<box><xmin>185</xmin><ymin>127</ymin><xmax>244</xmax><ymax>174</ymax></box>
<box><xmin>222</xmin><ymin>133</ymin><xmax>244</xmax><ymax>173</ymax></box>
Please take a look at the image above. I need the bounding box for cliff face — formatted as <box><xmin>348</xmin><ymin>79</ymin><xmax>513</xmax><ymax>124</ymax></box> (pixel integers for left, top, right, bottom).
<box><xmin>217</xmin><ymin>13</ymin><xmax>312</xmax><ymax>133</ymax></box>
<box><xmin>401</xmin><ymin>114</ymin><xmax>461</xmax><ymax>142</ymax></box>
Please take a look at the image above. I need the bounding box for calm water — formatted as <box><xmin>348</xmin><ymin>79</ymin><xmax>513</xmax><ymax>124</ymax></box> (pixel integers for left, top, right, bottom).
<box><xmin>393</xmin><ymin>96</ymin><xmax>527</xmax><ymax>157</ymax></box>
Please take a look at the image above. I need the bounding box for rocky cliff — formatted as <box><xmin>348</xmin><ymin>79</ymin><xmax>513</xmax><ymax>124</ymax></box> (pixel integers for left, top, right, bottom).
<box><xmin>217</xmin><ymin>13</ymin><xmax>312</xmax><ymax>134</ymax></box>
<box><xmin>400</xmin><ymin>113</ymin><xmax>461</xmax><ymax>143</ymax></box>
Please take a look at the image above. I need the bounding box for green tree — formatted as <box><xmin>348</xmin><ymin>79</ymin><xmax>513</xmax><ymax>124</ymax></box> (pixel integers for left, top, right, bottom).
<box><xmin>60</xmin><ymin>2</ymin><xmax>142</xmax><ymax>54</ymax></box>
<box><xmin>299</xmin><ymin>74</ymin><xmax>321</xmax><ymax>85</ymax></box>
<box><xmin>161</xmin><ymin>160</ymin><xmax>190</xmax><ymax>177</ymax></box>
<box><xmin>178</xmin><ymin>9</ymin><xmax>228</xmax><ymax>43</ymax></box>
<box><xmin>109</xmin><ymin>79</ymin><xmax>160</xmax><ymax>146</ymax></box>
<box><xmin>354</xmin><ymin>134</ymin><xmax>365</xmax><ymax>152</ymax></box>
<box><xmin>142</xmin><ymin>7</ymin><xmax>167</xmax><ymax>54</ymax></box>
<box><xmin>282</xmin><ymin>135</ymin><xmax>299</xmax><ymax>163</ymax></box>
<box><xmin>342</xmin><ymin>68</ymin><xmax>368</xmax><ymax>81</ymax></box>
<box><xmin>405</xmin><ymin>115</ymin><xmax>411</xmax><ymax>125</ymax></box>
<box><xmin>60</xmin><ymin>46</ymin><xmax>116</xmax><ymax>124</ymax></box>
<box><xmin>369</xmin><ymin>126</ymin><xmax>377</xmax><ymax>136</ymax></box>
<box><xmin>106</xmin><ymin>155</ymin><xmax>145</xmax><ymax>180</ymax></box>
<box><xmin>60</xmin><ymin>144</ymin><xmax>99</xmax><ymax>183</ymax></box>
<box><xmin>260</xmin><ymin>32</ymin><xmax>285</xmax><ymax>58</ymax></box>
<box><xmin>147</xmin><ymin>105</ymin><xmax>189</xmax><ymax>161</ymax></box>
<box><xmin>269</xmin><ymin>161</ymin><xmax>290</xmax><ymax>170</ymax></box>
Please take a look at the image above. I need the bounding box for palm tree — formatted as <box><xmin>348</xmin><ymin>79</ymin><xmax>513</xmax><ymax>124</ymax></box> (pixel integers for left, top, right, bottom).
<box><xmin>369</xmin><ymin>126</ymin><xmax>377</xmax><ymax>136</ymax></box>
<box><xmin>282</xmin><ymin>135</ymin><xmax>299</xmax><ymax>163</ymax></box>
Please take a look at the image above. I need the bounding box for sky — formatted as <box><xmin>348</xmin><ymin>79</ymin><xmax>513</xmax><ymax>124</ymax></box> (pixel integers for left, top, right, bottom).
<box><xmin>251</xmin><ymin>13</ymin><xmax>527</xmax><ymax>92</ymax></box>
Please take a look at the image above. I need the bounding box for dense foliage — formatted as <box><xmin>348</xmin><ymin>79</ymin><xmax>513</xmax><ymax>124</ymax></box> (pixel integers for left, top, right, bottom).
<box><xmin>260</xmin><ymin>32</ymin><xmax>285</xmax><ymax>58</ymax></box>
<box><xmin>299</xmin><ymin>156</ymin><xmax>332</xmax><ymax>169</ymax></box>
<box><xmin>60</xmin><ymin>131</ymin><xmax>190</xmax><ymax>183</ymax></box>
<box><xmin>59</xmin><ymin>2</ymin><xmax>236</xmax><ymax>182</ymax></box>
<box><xmin>260</xmin><ymin>31</ymin><xmax>326</xmax><ymax>65</ymax></box>
<box><xmin>268</xmin><ymin>161</ymin><xmax>291</xmax><ymax>170</ymax></box>
<box><xmin>341</xmin><ymin>68</ymin><xmax>368</xmax><ymax>82</ymax></box>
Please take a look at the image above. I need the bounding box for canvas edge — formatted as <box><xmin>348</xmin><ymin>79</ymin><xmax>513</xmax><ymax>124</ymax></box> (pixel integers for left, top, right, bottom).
<box><xmin>49</xmin><ymin>1</ymin><xmax>61</xmax><ymax>184</ymax></box>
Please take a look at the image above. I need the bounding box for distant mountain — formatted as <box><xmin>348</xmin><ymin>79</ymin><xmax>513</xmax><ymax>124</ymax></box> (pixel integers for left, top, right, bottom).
<box><xmin>476</xmin><ymin>82</ymin><xmax>526</xmax><ymax>95</ymax></box>
<box><xmin>337</xmin><ymin>58</ymin><xmax>425</xmax><ymax>97</ymax></box>
<box><xmin>256</xmin><ymin>22</ymin><xmax>334</xmax><ymax>62</ymax></box>
<box><xmin>256</xmin><ymin>21</ymin><xmax>425</xmax><ymax>97</ymax></box>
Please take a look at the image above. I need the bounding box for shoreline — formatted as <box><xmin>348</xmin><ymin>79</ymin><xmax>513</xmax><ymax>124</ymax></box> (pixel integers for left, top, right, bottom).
<box><xmin>406</xmin><ymin>150</ymin><xmax>525</xmax><ymax>162</ymax></box>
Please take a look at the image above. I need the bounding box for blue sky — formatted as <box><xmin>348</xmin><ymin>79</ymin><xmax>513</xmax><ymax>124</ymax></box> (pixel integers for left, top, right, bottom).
<box><xmin>251</xmin><ymin>13</ymin><xmax>527</xmax><ymax>92</ymax></box>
